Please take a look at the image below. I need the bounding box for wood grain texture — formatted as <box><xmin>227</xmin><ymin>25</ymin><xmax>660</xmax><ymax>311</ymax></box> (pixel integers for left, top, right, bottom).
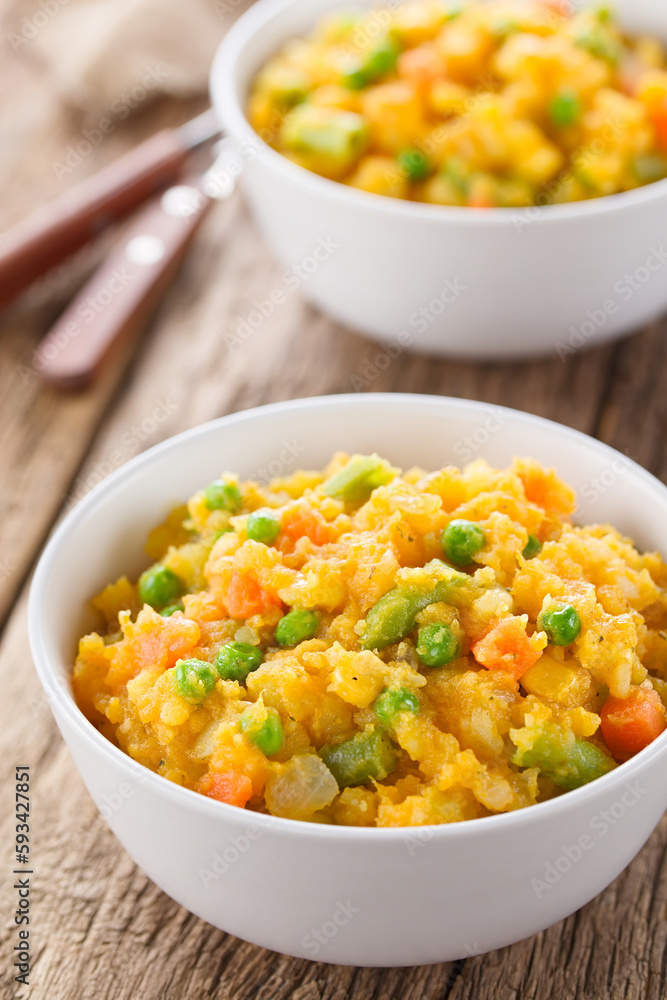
<box><xmin>1</xmin><ymin>3</ymin><xmax>667</xmax><ymax>997</ymax></box>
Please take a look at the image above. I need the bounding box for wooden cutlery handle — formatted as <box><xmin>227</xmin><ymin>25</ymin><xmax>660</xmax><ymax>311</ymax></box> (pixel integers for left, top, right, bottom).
<box><xmin>36</xmin><ymin>185</ymin><xmax>212</xmax><ymax>390</ymax></box>
<box><xmin>0</xmin><ymin>129</ymin><xmax>190</xmax><ymax>309</ymax></box>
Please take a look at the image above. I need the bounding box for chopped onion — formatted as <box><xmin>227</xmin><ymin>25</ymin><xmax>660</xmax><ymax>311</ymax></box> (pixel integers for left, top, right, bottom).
<box><xmin>235</xmin><ymin>624</ymin><xmax>260</xmax><ymax>645</ymax></box>
<box><xmin>265</xmin><ymin>754</ymin><xmax>339</xmax><ymax>820</ymax></box>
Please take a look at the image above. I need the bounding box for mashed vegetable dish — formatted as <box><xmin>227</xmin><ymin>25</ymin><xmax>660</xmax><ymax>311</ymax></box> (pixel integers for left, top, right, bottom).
<box><xmin>248</xmin><ymin>1</ymin><xmax>667</xmax><ymax>207</ymax></box>
<box><xmin>74</xmin><ymin>453</ymin><xmax>667</xmax><ymax>826</ymax></box>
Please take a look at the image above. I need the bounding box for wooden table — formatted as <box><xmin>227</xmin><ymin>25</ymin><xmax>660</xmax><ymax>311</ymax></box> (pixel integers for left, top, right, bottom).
<box><xmin>1</xmin><ymin>5</ymin><xmax>667</xmax><ymax>997</ymax></box>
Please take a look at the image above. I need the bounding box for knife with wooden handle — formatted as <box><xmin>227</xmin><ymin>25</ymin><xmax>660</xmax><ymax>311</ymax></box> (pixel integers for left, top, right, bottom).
<box><xmin>0</xmin><ymin>109</ymin><xmax>220</xmax><ymax>309</ymax></box>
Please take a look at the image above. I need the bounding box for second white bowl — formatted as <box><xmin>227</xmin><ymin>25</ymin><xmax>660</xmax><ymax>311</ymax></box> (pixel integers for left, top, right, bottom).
<box><xmin>211</xmin><ymin>0</ymin><xmax>667</xmax><ymax>359</ymax></box>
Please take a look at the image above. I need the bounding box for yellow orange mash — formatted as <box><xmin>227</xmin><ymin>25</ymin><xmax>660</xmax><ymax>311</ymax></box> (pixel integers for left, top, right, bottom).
<box><xmin>248</xmin><ymin>0</ymin><xmax>667</xmax><ymax>206</ymax></box>
<box><xmin>73</xmin><ymin>453</ymin><xmax>667</xmax><ymax>826</ymax></box>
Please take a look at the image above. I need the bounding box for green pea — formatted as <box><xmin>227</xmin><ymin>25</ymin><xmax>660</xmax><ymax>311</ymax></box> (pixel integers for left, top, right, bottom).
<box><xmin>538</xmin><ymin>604</ymin><xmax>582</xmax><ymax>646</ymax></box>
<box><xmin>204</xmin><ymin>478</ymin><xmax>242</xmax><ymax>513</ymax></box>
<box><xmin>246</xmin><ymin>510</ymin><xmax>280</xmax><ymax>545</ymax></box>
<box><xmin>275</xmin><ymin>609</ymin><xmax>319</xmax><ymax>646</ymax></box>
<box><xmin>240</xmin><ymin>707</ymin><xmax>283</xmax><ymax>756</ymax></box>
<box><xmin>160</xmin><ymin>601</ymin><xmax>185</xmax><ymax>617</ymax></box>
<box><xmin>549</xmin><ymin>90</ymin><xmax>582</xmax><ymax>127</ymax></box>
<box><xmin>174</xmin><ymin>659</ymin><xmax>216</xmax><ymax>703</ymax></box>
<box><xmin>322</xmin><ymin>454</ymin><xmax>394</xmax><ymax>504</ymax></box>
<box><xmin>398</xmin><ymin>149</ymin><xmax>430</xmax><ymax>181</ymax></box>
<box><xmin>416</xmin><ymin>623</ymin><xmax>461</xmax><ymax>667</ymax></box>
<box><xmin>138</xmin><ymin>565</ymin><xmax>183</xmax><ymax>609</ymax></box>
<box><xmin>522</xmin><ymin>535</ymin><xmax>543</xmax><ymax>560</ymax></box>
<box><xmin>441</xmin><ymin>519</ymin><xmax>485</xmax><ymax>567</ymax></box>
<box><xmin>215</xmin><ymin>642</ymin><xmax>263</xmax><ymax>682</ymax></box>
<box><xmin>374</xmin><ymin>688</ymin><xmax>420</xmax><ymax>727</ymax></box>
<box><xmin>320</xmin><ymin>729</ymin><xmax>398</xmax><ymax>788</ymax></box>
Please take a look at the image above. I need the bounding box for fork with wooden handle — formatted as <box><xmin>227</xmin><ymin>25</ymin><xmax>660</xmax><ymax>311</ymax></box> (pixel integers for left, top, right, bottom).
<box><xmin>0</xmin><ymin>110</ymin><xmax>220</xmax><ymax>312</ymax></box>
<box><xmin>32</xmin><ymin>185</ymin><xmax>212</xmax><ymax>389</ymax></box>
<box><xmin>33</xmin><ymin>148</ymin><xmax>238</xmax><ymax>390</ymax></box>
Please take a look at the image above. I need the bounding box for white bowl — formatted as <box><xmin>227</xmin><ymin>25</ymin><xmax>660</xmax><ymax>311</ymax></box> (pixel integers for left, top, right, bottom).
<box><xmin>29</xmin><ymin>394</ymin><xmax>667</xmax><ymax>966</ymax></box>
<box><xmin>210</xmin><ymin>0</ymin><xmax>667</xmax><ymax>359</ymax></box>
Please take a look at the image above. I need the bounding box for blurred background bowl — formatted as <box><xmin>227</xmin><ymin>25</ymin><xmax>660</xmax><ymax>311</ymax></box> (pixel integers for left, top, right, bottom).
<box><xmin>211</xmin><ymin>0</ymin><xmax>667</xmax><ymax>359</ymax></box>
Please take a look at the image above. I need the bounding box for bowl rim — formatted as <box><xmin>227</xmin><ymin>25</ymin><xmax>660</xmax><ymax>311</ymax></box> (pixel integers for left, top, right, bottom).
<box><xmin>210</xmin><ymin>0</ymin><xmax>667</xmax><ymax>227</ymax></box>
<box><xmin>28</xmin><ymin>392</ymin><xmax>667</xmax><ymax>841</ymax></box>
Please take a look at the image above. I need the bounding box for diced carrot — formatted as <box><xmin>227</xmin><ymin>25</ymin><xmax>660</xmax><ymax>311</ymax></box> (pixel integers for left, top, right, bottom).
<box><xmin>281</xmin><ymin>505</ymin><xmax>333</xmax><ymax>547</ymax></box>
<box><xmin>513</xmin><ymin>458</ymin><xmax>576</xmax><ymax>517</ymax></box>
<box><xmin>200</xmin><ymin>770</ymin><xmax>253</xmax><ymax>808</ymax></box>
<box><xmin>601</xmin><ymin>687</ymin><xmax>667</xmax><ymax>761</ymax></box>
<box><xmin>108</xmin><ymin>607</ymin><xmax>200</xmax><ymax>686</ymax></box>
<box><xmin>537</xmin><ymin>0</ymin><xmax>569</xmax><ymax>14</ymax></box>
<box><xmin>472</xmin><ymin>616</ymin><xmax>545</xmax><ymax>680</ymax></box>
<box><xmin>468</xmin><ymin>191</ymin><xmax>494</xmax><ymax>208</ymax></box>
<box><xmin>398</xmin><ymin>45</ymin><xmax>445</xmax><ymax>87</ymax></box>
<box><xmin>652</xmin><ymin>102</ymin><xmax>667</xmax><ymax>149</ymax></box>
<box><xmin>224</xmin><ymin>570</ymin><xmax>281</xmax><ymax>618</ymax></box>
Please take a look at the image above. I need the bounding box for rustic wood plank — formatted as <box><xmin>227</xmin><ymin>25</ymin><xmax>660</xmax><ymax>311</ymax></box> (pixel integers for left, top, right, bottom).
<box><xmin>595</xmin><ymin>319</ymin><xmax>667</xmax><ymax>481</ymax></box>
<box><xmin>2</xmin><ymin>0</ymin><xmax>667</xmax><ymax>994</ymax></box>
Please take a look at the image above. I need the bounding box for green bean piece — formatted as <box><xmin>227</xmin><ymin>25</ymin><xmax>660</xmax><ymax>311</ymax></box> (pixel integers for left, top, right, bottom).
<box><xmin>575</xmin><ymin>27</ymin><xmax>620</xmax><ymax>64</ymax></box>
<box><xmin>633</xmin><ymin>154</ymin><xmax>667</xmax><ymax>184</ymax></box>
<box><xmin>360</xmin><ymin>561</ymin><xmax>471</xmax><ymax>650</ymax></box>
<box><xmin>343</xmin><ymin>36</ymin><xmax>400</xmax><ymax>89</ymax></box>
<box><xmin>281</xmin><ymin>105</ymin><xmax>369</xmax><ymax>166</ymax></box>
<box><xmin>512</xmin><ymin>724</ymin><xmax>615</xmax><ymax>790</ymax></box>
<box><xmin>322</xmin><ymin>453</ymin><xmax>395</xmax><ymax>504</ymax></box>
<box><xmin>522</xmin><ymin>535</ymin><xmax>542</xmax><ymax>560</ymax></box>
<box><xmin>320</xmin><ymin>729</ymin><xmax>398</xmax><ymax>788</ymax></box>
<box><xmin>275</xmin><ymin>609</ymin><xmax>319</xmax><ymax>646</ymax></box>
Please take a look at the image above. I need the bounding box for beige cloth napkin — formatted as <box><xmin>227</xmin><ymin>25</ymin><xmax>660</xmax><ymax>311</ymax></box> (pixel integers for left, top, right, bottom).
<box><xmin>25</xmin><ymin>0</ymin><xmax>227</xmax><ymax>123</ymax></box>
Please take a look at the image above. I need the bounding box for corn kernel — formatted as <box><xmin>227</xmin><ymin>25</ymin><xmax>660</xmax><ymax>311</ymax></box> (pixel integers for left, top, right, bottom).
<box><xmin>521</xmin><ymin>655</ymin><xmax>594</xmax><ymax>706</ymax></box>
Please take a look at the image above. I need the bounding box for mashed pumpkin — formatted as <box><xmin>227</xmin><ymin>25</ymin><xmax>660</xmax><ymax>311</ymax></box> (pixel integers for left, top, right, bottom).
<box><xmin>248</xmin><ymin>0</ymin><xmax>667</xmax><ymax>207</ymax></box>
<box><xmin>73</xmin><ymin>453</ymin><xmax>667</xmax><ymax>826</ymax></box>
